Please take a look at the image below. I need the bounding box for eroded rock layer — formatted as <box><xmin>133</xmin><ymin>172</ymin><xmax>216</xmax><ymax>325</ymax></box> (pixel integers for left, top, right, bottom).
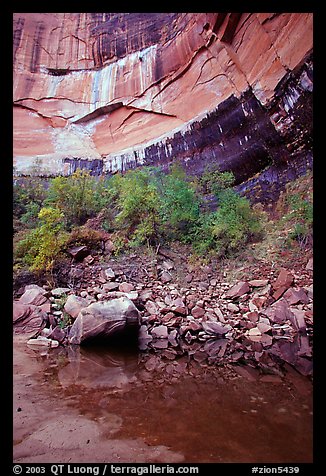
<box><xmin>13</xmin><ymin>13</ymin><xmax>313</xmax><ymax>195</ymax></box>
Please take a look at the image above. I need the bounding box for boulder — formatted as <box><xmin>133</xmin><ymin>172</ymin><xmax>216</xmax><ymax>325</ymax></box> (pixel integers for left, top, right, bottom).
<box><xmin>68</xmin><ymin>297</ymin><xmax>140</xmax><ymax>344</ymax></box>
<box><xmin>64</xmin><ymin>294</ymin><xmax>90</xmax><ymax>319</ymax></box>
<box><xmin>13</xmin><ymin>302</ymin><xmax>47</xmax><ymax>337</ymax></box>
<box><xmin>19</xmin><ymin>288</ymin><xmax>48</xmax><ymax>306</ymax></box>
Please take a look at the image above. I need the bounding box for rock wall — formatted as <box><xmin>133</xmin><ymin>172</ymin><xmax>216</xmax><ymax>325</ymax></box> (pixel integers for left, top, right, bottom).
<box><xmin>13</xmin><ymin>13</ymin><xmax>313</xmax><ymax>197</ymax></box>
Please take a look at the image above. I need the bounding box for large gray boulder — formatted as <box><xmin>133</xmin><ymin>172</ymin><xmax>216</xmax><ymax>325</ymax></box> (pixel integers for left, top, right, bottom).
<box><xmin>68</xmin><ymin>297</ymin><xmax>140</xmax><ymax>345</ymax></box>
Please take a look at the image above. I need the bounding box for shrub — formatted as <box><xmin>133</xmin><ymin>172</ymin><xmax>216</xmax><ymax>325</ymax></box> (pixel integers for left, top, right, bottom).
<box><xmin>284</xmin><ymin>193</ymin><xmax>313</xmax><ymax>247</ymax></box>
<box><xmin>156</xmin><ymin>163</ymin><xmax>200</xmax><ymax>240</ymax></box>
<box><xmin>45</xmin><ymin>169</ymin><xmax>107</xmax><ymax>228</ymax></box>
<box><xmin>13</xmin><ymin>178</ymin><xmax>47</xmax><ymax>230</ymax></box>
<box><xmin>198</xmin><ymin>164</ymin><xmax>235</xmax><ymax>195</ymax></box>
<box><xmin>191</xmin><ymin>189</ymin><xmax>262</xmax><ymax>256</ymax></box>
<box><xmin>112</xmin><ymin>169</ymin><xmax>161</xmax><ymax>247</ymax></box>
<box><xmin>14</xmin><ymin>207</ymin><xmax>69</xmax><ymax>273</ymax></box>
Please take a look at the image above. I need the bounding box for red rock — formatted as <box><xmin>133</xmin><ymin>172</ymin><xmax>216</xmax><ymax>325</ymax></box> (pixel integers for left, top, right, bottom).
<box><xmin>306</xmin><ymin>257</ymin><xmax>313</xmax><ymax>271</ymax></box>
<box><xmin>289</xmin><ymin>309</ymin><xmax>307</xmax><ymax>332</ymax></box>
<box><xmin>272</xmin><ymin>268</ymin><xmax>294</xmax><ymax>291</ymax></box>
<box><xmin>119</xmin><ymin>282</ymin><xmax>135</xmax><ymax>293</ymax></box>
<box><xmin>19</xmin><ymin>289</ymin><xmax>48</xmax><ymax>306</ymax></box>
<box><xmin>48</xmin><ymin>326</ymin><xmax>66</xmax><ymax>343</ymax></box>
<box><xmin>191</xmin><ymin>306</ymin><xmax>205</xmax><ymax>319</ymax></box>
<box><xmin>247</xmin><ymin>311</ymin><xmax>259</xmax><ymax>322</ymax></box>
<box><xmin>13</xmin><ymin>303</ymin><xmax>47</xmax><ymax>337</ymax></box>
<box><xmin>263</xmin><ymin>298</ymin><xmax>293</xmax><ymax>324</ymax></box>
<box><xmin>160</xmin><ymin>271</ymin><xmax>172</xmax><ymax>283</ymax></box>
<box><xmin>272</xmin><ymin>286</ymin><xmax>288</xmax><ymax>301</ymax></box>
<box><xmin>249</xmin><ymin>279</ymin><xmax>269</xmax><ymax>287</ymax></box>
<box><xmin>283</xmin><ymin>287</ymin><xmax>309</xmax><ymax>305</ymax></box>
<box><xmin>64</xmin><ymin>294</ymin><xmax>90</xmax><ymax>319</ymax></box>
<box><xmin>13</xmin><ymin>13</ymin><xmax>313</xmax><ymax>182</ymax></box>
<box><xmin>225</xmin><ymin>281</ymin><xmax>250</xmax><ymax>299</ymax></box>
<box><xmin>67</xmin><ymin>245</ymin><xmax>89</xmax><ymax>260</ymax></box>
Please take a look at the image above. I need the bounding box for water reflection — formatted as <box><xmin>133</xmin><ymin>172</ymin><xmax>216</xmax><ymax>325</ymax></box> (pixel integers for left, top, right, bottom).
<box><xmin>20</xmin><ymin>341</ymin><xmax>313</xmax><ymax>463</ymax></box>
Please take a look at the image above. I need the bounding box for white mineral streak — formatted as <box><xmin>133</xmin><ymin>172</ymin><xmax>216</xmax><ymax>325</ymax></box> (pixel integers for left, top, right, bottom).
<box><xmin>103</xmin><ymin>108</ymin><xmax>212</xmax><ymax>173</ymax></box>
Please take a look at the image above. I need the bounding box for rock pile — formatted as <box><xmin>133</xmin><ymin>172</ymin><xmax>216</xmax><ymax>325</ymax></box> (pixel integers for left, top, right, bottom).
<box><xmin>13</xmin><ymin>252</ymin><xmax>313</xmax><ymax>376</ymax></box>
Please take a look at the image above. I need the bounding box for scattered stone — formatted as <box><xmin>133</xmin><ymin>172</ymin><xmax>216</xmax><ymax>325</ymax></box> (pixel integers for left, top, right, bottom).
<box><xmin>227</xmin><ymin>303</ymin><xmax>239</xmax><ymax>313</ymax></box>
<box><xmin>283</xmin><ymin>287</ymin><xmax>309</xmax><ymax>305</ymax></box>
<box><xmin>51</xmin><ymin>287</ymin><xmax>71</xmax><ymax>297</ymax></box>
<box><xmin>191</xmin><ymin>306</ymin><xmax>205</xmax><ymax>319</ymax></box>
<box><xmin>202</xmin><ymin>321</ymin><xmax>231</xmax><ymax>336</ymax></box>
<box><xmin>162</xmin><ymin>260</ymin><xmax>174</xmax><ymax>271</ymax></box>
<box><xmin>27</xmin><ymin>335</ymin><xmax>59</xmax><ymax>348</ymax></box>
<box><xmin>257</xmin><ymin>321</ymin><xmax>272</xmax><ymax>334</ymax></box>
<box><xmin>151</xmin><ymin>325</ymin><xmax>169</xmax><ymax>339</ymax></box>
<box><xmin>151</xmin><ymin>339</ymin><xmax>169</xmax><ymax>349</ymax></box>
<box><xmin>160</xmin><ymin>271</ymin><xmax>172</xmax><ymax>283</ymax></box>
<box><xmin>249</xmin><ymin>279</ymin><xmax>269</xmax><ymax>287</ymax></box>
<box><xmin>24</xmin><ymin>284</ymin><xmax>48</xmax><ymax>295</ymax></box>
<box><xmin>145</xmin><ymin>300</ymin><xmax>159</xmax><ymax>315</ymax></box>
<box><xmin>272</xmin><ymin>268</ymin><xmax>294</xmax><ymax>291</ymax></box>
<box><xmin>263</xmin><ymin>298</ymin><xmax>293</xmax><ymax>324</ymax></box>
<box><xmin>225</xmin><ymin>281</ymin><xmax>250</xmax><ymax>299</ymax></box>
<box><xmin>289</xmin><ymin>309</ymin><xmax>307</xmax><ymax>333</ymax></box>
<box><xmin>248</xmin><ymin>327</ymin><xmax>262</xmax><ymax>337</ymax></box>
<box><xmin>119</xmin><ymin>282</ymin><xmax>135</xmax><ymax>293</ymax></box>
<box><xmin>48</xmin><ymin>326</ymin><xmax>66</xmax><ymax>343</ymax></box>
<box><xmin>68</xmin><ymin>245</ymin><xmax>89</xmax><ymax>260</ymax></box>
<box><xmin>104</xmin><ymin>268</ymin><xmax>116</xmax><ymax>280</ymax></box>
<box><xmin>306</xmin><ymin>257</ymin><xmax>313</xmax><ymax>271</ymax></box>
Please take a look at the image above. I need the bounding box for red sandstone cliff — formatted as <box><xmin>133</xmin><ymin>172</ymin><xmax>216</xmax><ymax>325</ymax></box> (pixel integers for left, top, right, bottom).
<box><xmin>13</xmin><ymin>12</ymin><xmax>313</xmax><ymax>192</ymax></box>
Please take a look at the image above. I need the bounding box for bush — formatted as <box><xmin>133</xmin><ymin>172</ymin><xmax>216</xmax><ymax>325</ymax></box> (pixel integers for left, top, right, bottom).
<box><xmin>156</xmin><ymin>163</ymin><xmax>200</xmax><ymax>241</ymax></box>
<box><xmin>13</xmin><ymin>178</ymin><xmax>47</xmax><ymax>231</ymax></box>
<box><xmin>284</xmin><ymin>193</ymin><xmax>313</xmax><ymax>247</ymax></box>
<box><xmin>191</xmin><ymin>189</ymin><xmax>262</xmax><ymax>256</ymax></box>
<box><xmin>45</xmin><ymin>169</ymin><xmax>108</xmax><ymax>228</ymax></box>
<box><xmin>112</xmin><ymin>169</ymin><xmax>161</xmax><ymax>247</ymax></box>
<box><xmin>199</xmin><ymin>164</ymin><xmax>235</xmax><ymax>196</ymax></box>
<box><xmin>14</xmin><ymin>207</ymin><xmax>69</xmax><ymax>273</ymax></box>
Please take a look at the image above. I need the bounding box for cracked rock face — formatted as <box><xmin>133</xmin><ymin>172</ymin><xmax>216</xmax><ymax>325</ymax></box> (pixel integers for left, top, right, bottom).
<box><xmin>13</xmin><ymin>13</ymin><xmax>313</xmax><ymax>192</ymax></box>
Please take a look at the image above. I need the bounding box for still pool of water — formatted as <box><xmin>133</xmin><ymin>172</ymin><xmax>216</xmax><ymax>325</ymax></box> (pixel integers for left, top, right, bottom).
<box><xmin>13</xmin><ymin>338</ymin><xmax>313</xmax><ymax>463</ymax></box>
